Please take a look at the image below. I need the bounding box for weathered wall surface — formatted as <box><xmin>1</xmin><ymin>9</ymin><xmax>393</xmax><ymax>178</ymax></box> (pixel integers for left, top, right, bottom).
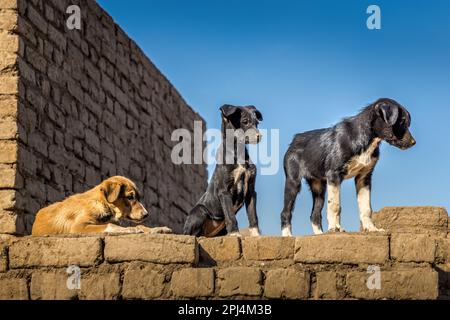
<box><xmin>0</xmin><ymin>0</ymin><xmax>208</xmax><ymax>235</ymax></box>
<box><xmin>0</xmin><ymin>207</ymin><xmax>449</xmax><ymax>300</ymax></box>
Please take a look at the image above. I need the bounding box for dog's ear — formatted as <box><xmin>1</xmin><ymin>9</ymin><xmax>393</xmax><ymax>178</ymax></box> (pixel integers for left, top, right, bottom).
<box><xmin>220</xmin><ymin>104</ymin><xmax>241</xmax><ymax>119</ymax></box>
<box><xmin>247</xmin><ymin>106</ymin><xmax>263</xmax><ymax>121</ymax></box>
<box><xmin>102</xmin><ymin>181</ymin><xmax>122</xmax><ymax>203</ymax></box>
<box><xmin>378</xmin><ymin>103</ymin><xmax>399</xmax><ymax>126</ymax></box>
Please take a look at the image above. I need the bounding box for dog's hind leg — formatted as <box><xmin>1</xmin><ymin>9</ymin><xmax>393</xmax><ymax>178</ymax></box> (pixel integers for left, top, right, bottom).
<box><xmin>183</xmin><ymin>206</ymin><xmax>208</xmax><ymax>236</ymax></box>
<box><xmin>280</xmin><ymin>159</ymin><xmax>302</xmax><ymax>237</ymax></box>
<box><xmin>308</xmin><ymin>179</ymin><xmax>326</xmax><ymax>235</ymax></box>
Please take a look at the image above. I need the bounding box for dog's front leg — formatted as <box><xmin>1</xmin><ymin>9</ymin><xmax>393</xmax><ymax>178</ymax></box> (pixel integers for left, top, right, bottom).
<box><xmin>326</xmin><ymin>180</ymin><xmax>343</xmax><ymax>232</ymax></box>
<box><xmin>355</xmin><ymin>173</ymin><xmax>384</xmax><ymax>232</ymax></box>
<box><xmin>219</xmin><ymin>191</ymin><xmax>240</xmax><ymax>236</ymax></box>
<box><xmin>245</xmin><ymin>191</ymin><xmax>260</xmax><ymax>236</ymax></box>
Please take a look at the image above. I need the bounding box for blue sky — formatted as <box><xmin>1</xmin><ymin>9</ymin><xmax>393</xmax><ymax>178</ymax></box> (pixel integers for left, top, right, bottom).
<box><xmin>98</xmin><ymin>0</ymin><xmax>450</xmax><ymax>235</ymax></box>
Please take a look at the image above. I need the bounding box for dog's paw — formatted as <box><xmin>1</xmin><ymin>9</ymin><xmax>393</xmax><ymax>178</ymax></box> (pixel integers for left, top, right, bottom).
<box><xmin>363</xmin><ymin>226</ymin><xmax>385</xmax><ymax>232</ymax></box>
<box><xmin>150</xmin><ymin>226</ymin><xmax>173</xmax><ymax>234</ymax></box>
<box><xmin>249</xmin><ymin>227</ymin><xmax>261</xmax><ymax>237</ymax></box>
<box><xmin>229</xmin><ymin>231</ymin><xmax>242</xmax><ymax>237</ymax></box>
<box><xmin>281</xmin><ymin>226</ymin><xmax>293</xmax><ymax>237</ymax></box>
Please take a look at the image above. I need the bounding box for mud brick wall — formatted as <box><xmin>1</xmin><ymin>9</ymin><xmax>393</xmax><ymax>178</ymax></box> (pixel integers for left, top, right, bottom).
<box><xmin>0</xmin><ymin>207</ymin><xmax>449</xmax><ymax>300</ymax></box>
<box><xmin>0</xmin><ymin>0</ymin><xmax>207</xmax><ymax>235</ymax></box>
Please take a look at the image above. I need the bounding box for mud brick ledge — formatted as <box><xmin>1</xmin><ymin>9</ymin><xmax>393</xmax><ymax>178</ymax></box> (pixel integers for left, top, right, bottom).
<box><xmin>0</xmin><ymin>207</ymin><xmax>449</xmax><ymax>300</ymax></box>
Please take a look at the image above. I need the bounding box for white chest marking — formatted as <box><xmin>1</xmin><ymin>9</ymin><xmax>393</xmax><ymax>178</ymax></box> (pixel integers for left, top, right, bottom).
<box><xmin>232</xmin><ymin>165</ymin><xmax>247</xmax><ymax>184</ymax></box>
<box><xmin>344</xmin><ymin>138</ymin><xmax>381</xmax><ymax>179</ymax></box>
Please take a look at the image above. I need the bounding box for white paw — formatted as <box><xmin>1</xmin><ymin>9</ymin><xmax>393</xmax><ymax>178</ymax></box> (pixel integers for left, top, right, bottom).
<box><xmin>312</xmin><ymin>224</ymin><xmax>324</xmax><ymax>235</ymax></box>
<box><xmin>249</xmin><ymin>227</ymin><xmax>261</xmax><ymax>237</ymax></box>
<box><xmin>281</xmin><ymin>226</ymin><xmax>292</xmax><ymax>237</ymax></box>
<box><xmin>363</xmin><ymin>225</ymin><xmax>385</xmax><ymax>232</ymax></box>
<box><xmin>229</xmin><ymin>231</ymin><xmax>242</xmax><ymax>237</ymax></box>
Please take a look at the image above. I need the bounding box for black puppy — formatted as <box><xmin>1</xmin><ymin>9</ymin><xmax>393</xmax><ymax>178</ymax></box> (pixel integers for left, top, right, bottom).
<box><xmin>280</xmin><ymin>98</ymin><xmax>416</xmax><ymax>236</ymax></box>
<box><xmin>184</xmin><ymin>105</ymin><xmax>263</xmax><ymax>237</ymax></box>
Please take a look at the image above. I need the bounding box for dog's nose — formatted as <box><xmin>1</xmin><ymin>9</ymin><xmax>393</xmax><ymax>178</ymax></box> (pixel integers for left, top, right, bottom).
<box><xmin>410</xmin><ymin>138</ymin><xmax>416</xmax><ymax>146</ymax></box>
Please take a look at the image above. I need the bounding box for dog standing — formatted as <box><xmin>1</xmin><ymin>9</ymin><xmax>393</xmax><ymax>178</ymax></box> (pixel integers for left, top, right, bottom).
<box><xmin>280</xmin><ymin>98</ymin><xmax>416</xmax><ymax>236</ymax></box>
<box><xmin>32</xmin><ymin>176</ymin><xmax>172</xmax><ymax>235</ymax></box>
<box><xmin>184</xmin><ymin>105</ymin><xmax>263</xmax><ymax>237</ymax></box>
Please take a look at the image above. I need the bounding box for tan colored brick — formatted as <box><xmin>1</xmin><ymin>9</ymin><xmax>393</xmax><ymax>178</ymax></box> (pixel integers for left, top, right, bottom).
<box><xmin>199</xmin><ymin>237</ymin><xmax>241</xmax><ymax>262</ymax></box>
<box><xmin>295</xmin><ymin>233</ymin><xmax>389</xmax><ymax>264</ymax></box>
<box><xmin>0</xmin><ymin>119</ymin><xmax>17</xmax><ymax>140</ymax></box>
<box><xmin>0</xmin><ymin>98</ymin><xmax>16</xmax><ymax>118</ymax></box>
<box><xmin>391</xmin><ymin>234</ymin><xmax>436</xmax><ymax>263</ymax></box>
<box><xmin>437</xmin><ymin>238</ymin><xmax>450</xmax><ymax>263</ymax></box>
<box><xmin>346</xmin><ymin>268</ymin><xmax>438</xmax><ymax>300</ymax></box>
<box><xmin>315</xmin><ymin>272</ymin><xmax>340</xmax><ymax>299</ymax></box>
<box><xmin>243</xmin><ymin>236</ymin><xmax>294</xmax><ymax>260</ymax></box>
<box><xmin>104</xmin><ymin>234</ymin><xmax>198</xmax><ymax>264</ymax></box>
<box><xmin>0</xmin><ymin>0</ymin><xmax>17</xmax><ymax>9</ymax></box>
<box><xmin>0</xmin><ymin>76</ymin><xmax>18</xmax><ymax>94</ymax></box>
<box><xmin>218</xmin><ymin>267</ymin><xmax>262</xmax><ymax>297</ymax></box>
<box><xmin>264</xmin><ymin>269</ymin><xmax>309</xmax><ymax>299</ymax></box>
<box><xmin>0</xmin><ymin>190</ymin><xmax>15</xmax><ymax>210</ymax></box>
<box><xmin>0</xmin><ymin>242</ymin><xmax>7</xmax><ymax>272</ymax></box>
<box><xmin>374</xmin><ymin>206</ymin><xmax>448</xmax><ymax>237</ymax></box>
<box><xmin>0</xmin><ymin>141</ymin><xmax>17</xmax><ymax>163</ymax></box>
<box><xmin>0</xmin><ymin>210</ymin><xmax>17</xmax><ymax>234</ymax></box>
<box><xmin>31</xmin><ymin>271</ymin><xmax>77</xmax><ymax>300</ymax></box>
<box><xmin>0</xmin><ymin>276</ymin><xmax>28</xmax><ymax>300</ymax></box>
<box><xmin>122</xmin><ymin>265</ymin><xmax>165</xmax><ymax>299</ymax></box>
<box><xmin>171</xmin><ymin>268</ymin><xmax>214</xmax><ymax>298</ymax></box>
<box><xmin>9</xmin><ymin>236</ymin><xmax>102</xmax><ymax>268</ymax></box>
<box><xmin>0</xmin><ymin>51</ymin><xmax>16</xmax><ymax>71</ymax></box>
<box><xmin>0</xmin><ymin>10</ymin><xmax>17</xmax><ymax>31</ymax></box>
<box><xmin>79</xmin><ymin>271</ymin><xmax>121</xmax><ymax>300</ymax></box>
<box><xmin>0</xmin><ymin>165</ymin><xmax>16</xmax><ymax>188</ymax></box>
<box><xmin>0</xmin><ymin>32</ymin><xmax>18</xmax><ymax>51</ymax></box>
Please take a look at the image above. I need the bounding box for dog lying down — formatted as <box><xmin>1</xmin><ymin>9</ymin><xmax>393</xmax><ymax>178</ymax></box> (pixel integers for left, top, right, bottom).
<box><xmin>31</xmin><ymin>176</ymin><xmax>172</xmax><ymax>236</ymax></box>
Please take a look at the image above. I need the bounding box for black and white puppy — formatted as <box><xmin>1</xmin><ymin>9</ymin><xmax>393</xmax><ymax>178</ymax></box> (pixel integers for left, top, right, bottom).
<box><xmin>280</xmin><ymin>98</ymin><xmax>416</xmax><ymax>236</ymax></box>
<box><xmin>184</xmin><ymin>105</ymin><xmax>263</xmax><ymax>237</ymax></box>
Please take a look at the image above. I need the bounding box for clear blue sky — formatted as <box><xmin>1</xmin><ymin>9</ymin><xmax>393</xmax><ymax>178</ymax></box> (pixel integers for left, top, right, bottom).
<box><xmin>98</xmin><ymin>0</ymin><xmax>450</xmax><ymax>235</ymax></box>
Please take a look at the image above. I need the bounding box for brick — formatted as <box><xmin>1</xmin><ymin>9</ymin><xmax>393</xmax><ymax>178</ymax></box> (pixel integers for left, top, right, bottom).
<box><xmin>79</xmin><ymin>270</ymin><xmax>121</xmax><ymax>300</ymax></box>
<box><xmin>346</xmin><ymin>268</ymin><xmax>438</xmax><ymax>300</ymax></box>
<box><xmin>0</xmin><ymin>276</ymin><xmax>28</xmax><ymax>300</ymax></box>
<box><xmin>437</xmin><ymin>238</ymin><xmax>450</xmax><ymax>263</ymax></box>
<box><xmin>0</xmin><ymin>140</ymin><xmax>17</xmax><ymax>163</ymax></box>
<box><xmin>374</xmin><ymin>207</ymin><xmax>448</xmax><ymax>237</ymax></box>
<box><xmin>199</xmin><ymin>237</ymin><xmax>241</xmax><ymax>263</ymax></box>
<box><xmin>0</xmin><ymin>165</ymin><xmax>16</xmax><ymax>189</ymax></box>
<box><xmin>0</xmin><ymin>51</ymin><xmax>16</xmax><ymax>71</ymax></box>
<box><xmin>315</xmin><ymin>272</ymin><xmax>339</xmax><ymax>299</ymax></box>
<box><xmin>9</xmin><ymin>236</ymin><xmax>102</xmax><ymax>268</ymax></box>
<box><xmin>27</xmin><ymin>5</ymin><xmax>48</xmax><ymax>35</ymax></box>
<box><xmin>105</xmin><ymin>234</ymin><xmax>198</xmax><ymax>264</ymax></box>
<box><xmin>0</xmin><ymin>119</ymin><xmax>18</xmax><ymax>140</ymax></box>
<box><xmin>264</xmin><ymin>269</ymin><xmax>309</xmax><ymax>299</ymax></box>
<box><xmin>0</xmin><ymin>189</ymin><xmax>15</xmax><ymax>210</ymax></box>
<box><xmin>242</xmin><ymin>236</ymin><xmax>294</xmax><ymax>260</ymax></box>
<box><xmin>0</xmin><ymin>210</ymin><xmax>17</xmax><ymax>234</ymax></box>
<box><xmin>295</xmin><ymin>234</ymin><xmax>389</xmax><ymax>264</ymax></box>
<box><xmin>122</xmin><ymin>265</ymin><xmax>165</xmax><ymax>299</ymax></box>
<box><xmin>171</xmin><ymin>268</ymin><xmax>214</xmax><ymax>298</ymax></box>
<box><xmin>0</xmin><ymin>0</ymin><xmax>17</xmax><ymax>9</ymax></box>
<box><xmin>391</xmin><ymin>234</ymin><xmax>436</xmax><ymax>263</ymax></box>
<box><xmin>0</xmin><ymin>98</ymin><xmax>17</xmax><ymax>118</ymax></box>
<box><xmin>0</xmin><ymin>10</ymin><xmax>17</xmax><ymax>31</ymax></box>
<box><xmin>217</xmin><ymin>267</ymin><xmax>262</xmax><ymax>297</ymax></box>
<box><xmin>0</xmin><ymin>32</ymin><xmax>18</xmax><ymax>51</ymax></box>
<box><xmin>0</xmin><ymin>76</ymin><xmax>18</xmax><ymax>94</ymax></box>
<box><xmin>0</xmin><ymin>242</ymin><xmax>7</xmax><ymax>272</ymax></box>
<box><xmin>31</xmin><ymin>271</ymin><xmax>77</xmax><ymax>300</ymax></box>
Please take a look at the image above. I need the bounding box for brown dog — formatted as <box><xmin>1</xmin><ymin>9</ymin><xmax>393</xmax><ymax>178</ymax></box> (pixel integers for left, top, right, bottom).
<box><xmin>32</xmin><ymin>176</ymin><xmax>172</xmax><ymax>236</ymax></box>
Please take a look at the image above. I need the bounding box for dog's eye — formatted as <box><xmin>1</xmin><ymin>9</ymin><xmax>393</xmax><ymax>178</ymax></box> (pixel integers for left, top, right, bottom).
<box><xmin>127</xmin><ymin>195</ymin><xmax>135</xmax><ymax>201</ymax></box>
<box><xmin>242</xmin><ymin>120</ymin><xmax>249</xmax><ymax>125</ymax></box>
